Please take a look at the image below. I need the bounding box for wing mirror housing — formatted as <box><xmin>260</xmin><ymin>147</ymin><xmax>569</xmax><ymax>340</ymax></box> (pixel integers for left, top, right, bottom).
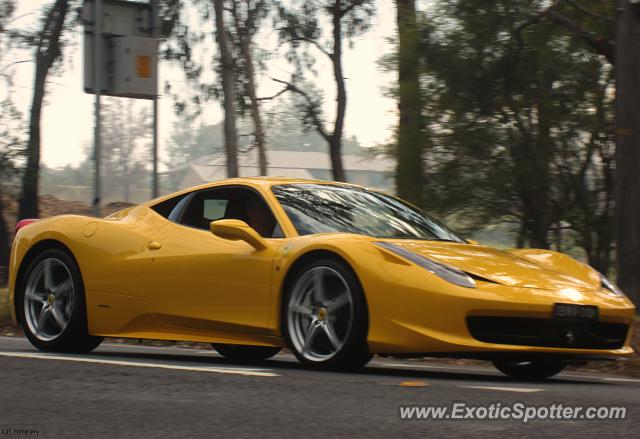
<box><xmin>210</xmin><ymin>219</ymin><xmax>269</xmax><ymax>251</ymax></box>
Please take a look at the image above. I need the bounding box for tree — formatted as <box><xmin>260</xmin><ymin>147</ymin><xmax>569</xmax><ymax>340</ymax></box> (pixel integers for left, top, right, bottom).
<box><xmin>406</xmin><ymin>0</ymin><xmax>615</xmax><ymax>265</ymax></box>
<box><xmin>100</xmin><ymin>98</ymin><xmax>151</xmax><ymax>202</ymax></box>
<box><xmin>0</xmin><ymin>141</ymin><xmax>19</xmax><ymax>267</ymax></box>
<box><xmin>230</xmin><ymin>0</ymin><xmax>269</xmax><ymax>175</ymax></box>
<box><xmin>18</xmin><ymin>0</ymin><xmax>69</xmax><ymax>219</ymax></box>
<box><xmin>530</xmin><ymin>0</ymin><xmax>639</xmax><ymax>303</ymax></box>
<box><xmin>273</xmin><ymin>0</ymin><xmax>375</xmax><ymax>182</ymax></box>
<box><xmin>214</xmin><ymin>0</ymin><xmax>239</xmax><ymax>178</ymax></box>
<box><xmin>0</xmin><ymin>0</ymin><xmax>25</xmax><ymax>266</ymax></box>
<box><xmin>395</xmin><ymin>0</ymin><xmax>423</xmax><ymax>206</ymax></box>
<box><xmin>614</xmin><ymin>0</ymin><xmax>640</xmax><ymax>305</ymax></box>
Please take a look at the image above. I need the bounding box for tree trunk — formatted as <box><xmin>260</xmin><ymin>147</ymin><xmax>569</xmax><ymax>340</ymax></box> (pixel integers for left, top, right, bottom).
<box><xmin>214</xmin><ymin>0</ymin><xmax>239</xmax><ymax>178</ymax></box>
<box><xmin>0</xmin><ymin>193</ymin><xmax>9</xmax><ymax>270</ymax></box>
<box><xmin>18</xmin><ymin>0</ymin><xmax>69</xmax><ymax>219</ymax></box>
<box><xmin>395</xmin><ymin>0</ymin><xmax>423</xmax><ymax>206</ymax></box>
<box><xmin>329</xmin><ymin>2</ymin><xmax>346</xmax><ymax>182</ymax></box>
<box><xmin>615</xmin><ymin>0</ymin><xmax>640</xmax><ymax>305</ymax></box>
<box><xmin>232</xmin><ymin>3</ymin><xmax>267</xmax><ymax>176</ymax></box>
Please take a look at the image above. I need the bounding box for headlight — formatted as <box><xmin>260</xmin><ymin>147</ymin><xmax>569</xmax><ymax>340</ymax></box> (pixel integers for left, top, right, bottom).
<box><xmin>600</xmin><ymin>274</ymin><xmax>625</xmax><ymax>296</ymax></box>
<box><xmin>375</xmin><ymin>241</ymin><xmax>476</xmax><ymax>288</ymax></box>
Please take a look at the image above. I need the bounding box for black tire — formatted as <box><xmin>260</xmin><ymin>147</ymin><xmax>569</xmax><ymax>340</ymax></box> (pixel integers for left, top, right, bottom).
<box><xmin>492</xmin><ymin>360</ymin><xmax>566</xmax><ymax>380</ymax></box>
<box><xmin>212</xmin><ymin>344</ymin><xmax>281</xmax><ymax>362</ymax></box>
<box><xmin>282</xmin><ymin>257</ymin><xmax>372</xmax><ymax>370</ymax></box>
<box><xmin>17</xmin><ymin>247</ymin><xmax>103</xmax><ymax>353</ymax></box>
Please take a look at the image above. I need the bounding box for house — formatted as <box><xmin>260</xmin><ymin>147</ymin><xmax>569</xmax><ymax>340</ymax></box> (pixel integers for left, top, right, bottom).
<box><xmin>176</xmin><ymin>150</ymin><xmax>396</xmax><ymax>192</ymax></box>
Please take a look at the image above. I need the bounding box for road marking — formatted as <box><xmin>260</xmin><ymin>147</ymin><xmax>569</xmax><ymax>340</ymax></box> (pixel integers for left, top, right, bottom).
<box><xmin>3</xmin><ymin>337</ymin><xmax>638</xmax><ymax>383</ymax></box>
<box><xmin>372</xmin><ymin>361</ymin><xmax>640</xmax><ymax>384</ymax></box>
<box><xmin>602</xmin><ymin>377</ymin><xmax>640</xmax><ymax>383</ymax></box>
<box><xmin>0</xmin><ymin>351</ymin><xmax>279</xmax><ymax>377</ymax></box>
<box><xmin>460</xmin><ymin>385</ymin><xmax>544</xmax><ymax>393</ymax></box>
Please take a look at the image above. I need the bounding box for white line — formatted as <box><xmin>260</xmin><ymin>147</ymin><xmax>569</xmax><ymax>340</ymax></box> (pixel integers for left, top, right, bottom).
<box><xmin>460</xmin><ymin>385</ymin><xmax>544</xmax><ymax>393</ymax></box>
<box><xmin>373</xmin><ymin>361</ymin><xmax>640</xmax><ymax>383</ymax></box>
<box><xmin>0</xmin><ymin>351</ymin><xmax>279</xmax><ymax>377</ymax></box>
<box><xmin>602</xmin><ymin>377</ymin><xmax>640</xmax><ymax>383</ymax></box>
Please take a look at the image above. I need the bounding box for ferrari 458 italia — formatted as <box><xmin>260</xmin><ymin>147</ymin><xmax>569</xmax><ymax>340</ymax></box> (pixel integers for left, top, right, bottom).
<box><xmin>8</xmin><ymin>178</ymin><xmax>636</xmax><ymax>379</ymax></box>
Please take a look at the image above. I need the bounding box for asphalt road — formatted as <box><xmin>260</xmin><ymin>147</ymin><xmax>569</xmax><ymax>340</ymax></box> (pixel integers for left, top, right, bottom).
<box><xmin>0</xmin><ymin>336</ymin><xmax>638</xmax><ymax>438</ymax></box>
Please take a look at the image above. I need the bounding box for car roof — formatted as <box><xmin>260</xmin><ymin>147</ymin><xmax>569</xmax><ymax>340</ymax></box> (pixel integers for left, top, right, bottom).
<box><xmin>143</xmin><ymin>177</ymin><xmax>369</xmax><ymax>207</ymax></box>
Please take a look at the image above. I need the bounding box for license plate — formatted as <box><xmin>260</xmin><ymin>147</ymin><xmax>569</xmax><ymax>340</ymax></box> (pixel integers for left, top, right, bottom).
<box><xmin>553</xmin><ymin>303</ymin><xmax>598</xmax><ymax>320</ymax></box>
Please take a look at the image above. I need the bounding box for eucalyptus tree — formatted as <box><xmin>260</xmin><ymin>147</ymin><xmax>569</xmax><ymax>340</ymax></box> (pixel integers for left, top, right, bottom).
<box><xmin>213</xmin><ymin>0</ymin><xmax>239</xmax><ymax>177</ymax></box>
<box><xmin>229</xmin><ymin>0</ymin><xmax>270</xmax><ymax>175</ymax></box>
<box><xmin>517</xmin><ymin>0</ymin><xmax>639</xmax><ymax>302</ymax></box>
<box><xmin>413</xmin><ymin>0</ymin><xmax>614</xmax><ymax>267</ymax></box>
<box><xmin>273</xmin><ymin>0</ymin><xmax>375</xmax><ymax>182</ymax></box>
<box><xmin>614</xmin><ymin>0</ymin><xmax>640</xmax><ymax>304</ymax></box>
<box><xmin>395</xmin><ymin>0</ymin><xmax>423</xmax><ymax>206</ymax></box>
<box><xmin>0</xmin><ymin>0</ymin><xmax>25</xmax><ymax>266</ymax></box>
<box><xmin>18</xmin><ymin>0</ymin><xmax>69</xmax><ymax>219</ymax></box>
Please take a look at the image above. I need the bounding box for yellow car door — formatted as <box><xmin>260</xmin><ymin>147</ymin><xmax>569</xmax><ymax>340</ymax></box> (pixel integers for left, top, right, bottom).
<box><xmin>141</xmin><ymin>186</ymin><xmax>281</xmax><ymax>337</ymax></box>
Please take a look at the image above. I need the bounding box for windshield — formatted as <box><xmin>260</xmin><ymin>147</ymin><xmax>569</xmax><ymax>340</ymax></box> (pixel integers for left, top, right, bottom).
<box><xmin>271</xmin><ymin>184</ymin><xmax>465</xmax><ymax>242</ymax></box>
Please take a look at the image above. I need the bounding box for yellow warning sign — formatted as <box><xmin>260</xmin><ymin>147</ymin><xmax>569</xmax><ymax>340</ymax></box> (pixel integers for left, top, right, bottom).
<box><xmin>137</xmin><ymin>55</ymin><xmax>151</xmax><ymax>78</ymax></box>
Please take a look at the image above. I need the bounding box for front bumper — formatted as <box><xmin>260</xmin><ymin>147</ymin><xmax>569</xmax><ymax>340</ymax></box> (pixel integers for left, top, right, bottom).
<box><xmin>364</xmin><ymin>270</ymin><xmax>635</xmax><ymax>358</ymax></box>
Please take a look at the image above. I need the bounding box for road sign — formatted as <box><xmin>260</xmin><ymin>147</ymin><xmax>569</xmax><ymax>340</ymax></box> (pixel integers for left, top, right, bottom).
<box><xmin>82</xmin><ymin>0</ymin><xmax>158</xmax><ymax>99</ymax></box>
<box><xmin>82</xmin><ymin>0</ymin><xmax>161</xmax><ymax>216</ymax></box>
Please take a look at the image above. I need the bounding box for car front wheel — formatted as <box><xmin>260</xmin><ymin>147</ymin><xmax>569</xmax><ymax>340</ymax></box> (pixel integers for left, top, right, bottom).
<box><xmin>283</xmin><ymin>258</ymin><xmax>371</xmax><ymax>370</ymax></box>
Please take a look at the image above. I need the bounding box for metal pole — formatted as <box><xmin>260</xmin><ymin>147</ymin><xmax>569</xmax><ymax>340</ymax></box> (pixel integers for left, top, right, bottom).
<box><xmin>152</xmin><ymin>98</ymin><xmax>158</xmax><ymax>198</ymax></box>
<box><xmin>151</xmin><ymin>0</ymin><xmax>159</xmax><ymax>198</ymax></box>
<box><xmin>92</xmin><ymin>0</ymin><xmax>102</xmax><ymax>216</ymax></box>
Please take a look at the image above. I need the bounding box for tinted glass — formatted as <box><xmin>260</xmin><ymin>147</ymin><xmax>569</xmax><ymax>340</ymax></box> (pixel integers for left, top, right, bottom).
<box><xmin>203</xmin><ymin>199</ymin><xmax>228</xmax><ymax>220</ymax></box>
<box><xmin>179</xmin><ymin>186</ymin><xmax>283</xmax><ymax>238</ymax></box>
<box><xmin>271</xmin><ymin>184</ymin><xmax>464</xmax><ymax>242</ymax></box>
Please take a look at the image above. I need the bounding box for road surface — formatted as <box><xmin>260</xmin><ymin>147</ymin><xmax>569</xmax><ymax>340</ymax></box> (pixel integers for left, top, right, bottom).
<box><xmin>0</xmin><ymin>336</ymin><xmax>638</xmax><ymax>438</ymax></box>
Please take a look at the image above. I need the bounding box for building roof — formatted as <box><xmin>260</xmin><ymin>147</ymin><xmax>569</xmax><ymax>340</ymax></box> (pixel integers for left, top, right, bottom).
<box><xmin>188</xmin><ymin>150</ymin><xmax>394</xmax><ymax>173</ymax></box>
<box><xmin>174</xmin><ymin>150</ymin><xmax>395</xmax><ymax>194</ymax></box>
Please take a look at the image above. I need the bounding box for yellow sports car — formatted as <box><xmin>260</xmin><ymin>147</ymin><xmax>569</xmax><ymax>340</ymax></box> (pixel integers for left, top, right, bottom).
<box><xmin>8</xmin><ymin>178</ymin><xmax>636</xmax><ymax>379</ymax></box>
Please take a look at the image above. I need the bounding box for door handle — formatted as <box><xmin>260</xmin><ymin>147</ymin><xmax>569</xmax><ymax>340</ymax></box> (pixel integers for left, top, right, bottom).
<box><xmin>147</xmin><ymin>241</ymin><xmax>162</xmax><ymax>251</ymax></box>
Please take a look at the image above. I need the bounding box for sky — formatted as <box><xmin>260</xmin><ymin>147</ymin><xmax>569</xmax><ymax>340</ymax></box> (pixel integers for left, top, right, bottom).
<box><xmin>10</xmin><ymin>0</ymin><xmax>397</xmax><ymax>169</ymax></box>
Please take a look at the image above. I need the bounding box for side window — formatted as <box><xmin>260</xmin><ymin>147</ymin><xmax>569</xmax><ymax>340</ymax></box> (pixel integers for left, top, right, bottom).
<box><xmin>178</xmin><ymin>186</ymin><xmax>284</xmax><ymax>238</ymax></box>
<box><xmin>150</xmin><ymin>193</ymin><xmax>189</xmax><ymax>219</ymax></box>
<box><xmin>203</xmin><ymin>199</ymin><xmax>228</xmax><ymax>221</ymax></box>
<box><xmin>168</xmin><ymin>193</ymin><xmax>193</xmax><ymax>222</ymax></box>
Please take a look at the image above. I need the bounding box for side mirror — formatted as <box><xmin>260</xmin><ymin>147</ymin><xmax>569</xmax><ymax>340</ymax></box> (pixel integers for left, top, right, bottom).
<box><xmin>210</xmin><ymin>219</ymin><xmax>269</xmax><ymax>251</ymax></box>
<box><xmin>466</xmin><ymin>239</ymin><xmax>479</xmax><ymax>245</ymax></box>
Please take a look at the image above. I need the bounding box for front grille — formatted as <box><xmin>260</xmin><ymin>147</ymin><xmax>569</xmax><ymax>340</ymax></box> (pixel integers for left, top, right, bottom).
<box><xmin>467</xmin><ymin>316</ymin><xmax>629</xmax><ymax>350</ymax></box>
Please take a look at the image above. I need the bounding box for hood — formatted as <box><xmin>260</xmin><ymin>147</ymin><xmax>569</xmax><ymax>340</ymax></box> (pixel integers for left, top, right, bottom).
<box><xmin>382</xmin><ymin>240</ymin><xmax>600</xmax><ymax>291</ymax></box>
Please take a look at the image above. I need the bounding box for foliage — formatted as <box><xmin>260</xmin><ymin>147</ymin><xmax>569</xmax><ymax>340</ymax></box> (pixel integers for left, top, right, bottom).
<box><xmin>0</xmin><ymin>0</ymin><xmax>25</xmax><ymax>266</ymax></box>
<box><xmin>388</xmin><ymin>0</ymin><xmax>616</xmax><ymax>272</ymax></box>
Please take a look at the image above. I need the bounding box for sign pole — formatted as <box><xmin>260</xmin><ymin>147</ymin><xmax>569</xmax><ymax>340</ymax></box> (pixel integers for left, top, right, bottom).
<box><xmin>92</xmin><ymin>0</ymin><xmax>102</xmax><ymax>216</ymax></box>
<box><xmin>151</xmin><ymin>0</ymin><xmax>159</xmax><ymax>199</ymax></box>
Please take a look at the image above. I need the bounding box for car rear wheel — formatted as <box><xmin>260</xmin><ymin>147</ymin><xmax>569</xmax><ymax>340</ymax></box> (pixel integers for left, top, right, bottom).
<box><xmin>19</xmin><ymin>248</ymin><xmax>103</xmax><ymax>353</ymax></box>
<box><xmin>283</xmin><ymin>258</ymin><xmax>371</xmax><ymax>370</ymax></box>
<box><xmin>492</xmin><ymin>360</ymin><xmax>566</xmax><ymax>380</ymax></box>
<box><xmin>212</xmin><ymin>344</ymin><xmax>281</xmax><ymax>361</ymax></box>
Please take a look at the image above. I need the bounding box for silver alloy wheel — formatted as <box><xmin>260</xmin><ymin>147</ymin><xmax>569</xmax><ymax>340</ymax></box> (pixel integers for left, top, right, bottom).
<box><xmin>287</xmin><ymin>266</ymin><xmax>354</xmax><ymax>362</ymax></box>
<box><xmin>23</xmin><ymin>258</ymin><xmax>74</xmax><ymax>341</ymax></box>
